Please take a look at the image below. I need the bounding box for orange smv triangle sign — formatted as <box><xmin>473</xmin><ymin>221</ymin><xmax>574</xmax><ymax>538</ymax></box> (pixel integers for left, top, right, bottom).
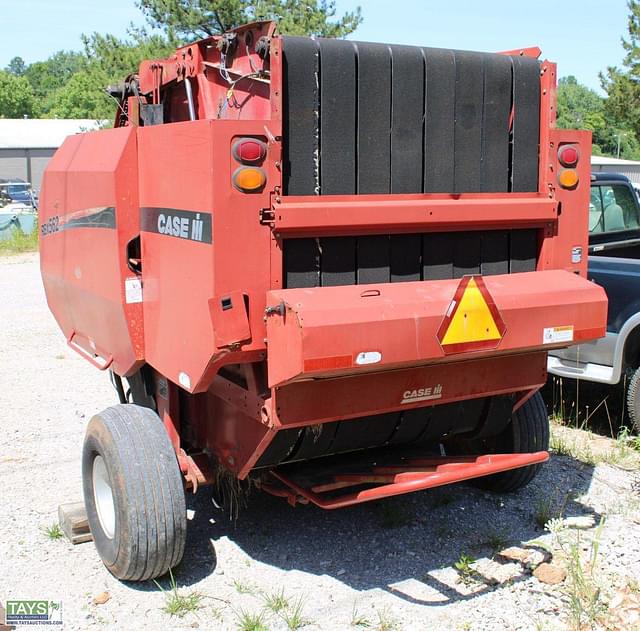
<box><xmin>436</xmin><ymin>275</ymin><xmax>506</xmax><ymax>354</ymax></box>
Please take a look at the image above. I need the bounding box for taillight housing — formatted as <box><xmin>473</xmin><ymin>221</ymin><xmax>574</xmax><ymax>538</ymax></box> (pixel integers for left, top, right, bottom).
<box><xmin>557</xmin><ymin>144</ymin><xmax>579</xmax><ymax>189</ymax></box>
<box><xmin>232</xmin><ymin>136</ymin><xmax>267</xmax><ymax>193</ymax></box>
<box><xmin>232</xmin><ymin>138</ymin><xmax>267</xmax><ymax>164</ymax></box>
<box><xmin>558</xmin><ymin>144</ymin><xmax>579</xmax><ymax>167</ymax></box>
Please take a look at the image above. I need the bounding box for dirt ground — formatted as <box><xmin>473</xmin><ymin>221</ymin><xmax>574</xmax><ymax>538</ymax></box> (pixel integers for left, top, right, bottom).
<box><xmin>2</xmin><ymin>252</ymin><xmax>640</xmax><ymax>631</ymax></box>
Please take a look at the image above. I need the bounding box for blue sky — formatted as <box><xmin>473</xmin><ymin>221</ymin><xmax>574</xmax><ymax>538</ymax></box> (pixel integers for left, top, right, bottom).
<box><xmin>0</xmin><ymin>0</ymin><xmax>630</xmax><ymax>93</ymax></box>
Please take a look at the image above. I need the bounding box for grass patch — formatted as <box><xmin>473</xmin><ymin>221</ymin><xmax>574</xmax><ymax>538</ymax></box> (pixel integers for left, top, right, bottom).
<box><xmin>547</xmin><ymin>517</ymin><xmax>607</xmax><ymax>630</ymax></box>
<box><xmin>484</xmin><ymin>530</ymin><xmax>509</xmax><ymax>553</ymax></box>
<box><xmin>350</xmin><ymin>602</ymin><xmax>371</xmax><ymax>628</ymax></box>
<box><xmin>280</xmin><ymin>596</ymin><xmax>310</xmax><ymax>630</ymax></box>
<box><xmin>235</xmin><ymin>609</ymin><xmax>268</xmax><ymax>631</ymax></box>
<box><xmin>262</xmin><ymin>588</ymin><xmax>288</xmax><ymax>614</ymax></box>
<box><xmin>233</xmin><ymin>579</ymin><xmax>256</xmax><ymax>595</ymax></box>
<box><xmin>0</xmin><ymin>227</ymin><xmax>38</xmax><ymax>255</ymax></box>
<box><xmin>155</xmin><ymin>570</ymin><xmax>203</xmax><ymax>618</ymax></box>
<box><xmin>43</xmin><ymin>523</ymin><xmax>64</xmax><ymax>540</ymax></box>
<box><xmin>534</xmin><ymin>488</ymin><xmax>569</xmax><ymax>529</ymax></box>
<box><xmin>374</xmin><ymin>607</ymin><xmax>399</xmax><ymax>631</ymax></box>
<box><xmin>550</xmin><ymin>422</ymin><xmax>640</xmax><ymax>469</ymax></box>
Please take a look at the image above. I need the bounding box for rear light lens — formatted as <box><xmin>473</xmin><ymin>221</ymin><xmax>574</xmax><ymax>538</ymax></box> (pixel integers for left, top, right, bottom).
<box><xmin>558</xmin><ymin>168</ymin><xmax>579</xmax><ymax>189</ymax></box>
<box><xmin>233</xmin><ymin>166</ymin><xmax>266</xmax><ymax>192</ymax></box>
<box><xmin>558</xmin><ymin>144</ymin><xmax>579</xmax><ymax>167</ymax></box>
<box><xmin>232</xmin><ymin>138</ymin><xmax>267</xmax><ymax>164</ymax></box>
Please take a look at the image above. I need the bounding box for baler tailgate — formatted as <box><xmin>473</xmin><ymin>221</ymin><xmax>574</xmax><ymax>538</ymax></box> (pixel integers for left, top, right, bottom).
<box><xmin>266</xmin><ymin>269</ymin><xmax>606</xmax><ymax>387</ymax></box>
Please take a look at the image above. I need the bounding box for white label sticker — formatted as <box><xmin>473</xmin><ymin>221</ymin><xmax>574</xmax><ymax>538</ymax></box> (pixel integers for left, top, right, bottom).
<box><xmin>125</xmin><ymin>277</ymin><xmax>143</xmax><ymax>304</ymax></box>
<box><xmin>355</xmin><ymin>351</ymin><xmax>382</xmax><ymax>365</ymax></box>
<box><xmin>178</xmin><ymin>372</ymin><xmax>191</xmax><ymax>389</ymax></box>
<box><xmin>571</xmin><ymin>246</ymin><xmax>582</xmax><ymax>264</ymax></box>
<box><xmin>543</xmin><ymin>325</ymin><xmax>574</xmax><ymax>344</ymax></box>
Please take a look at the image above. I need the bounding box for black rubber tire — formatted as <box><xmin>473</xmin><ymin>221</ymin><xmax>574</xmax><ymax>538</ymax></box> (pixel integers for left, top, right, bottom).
<box><xmin>82</xmin><ymin>404</ymin><xmax>186</xmax><ymax>581</ymax></box>
<box><xmin>627</xmin><ymin>368</ymin><xmax>640</xmax><ymax>434</ymax></box>
<box><xmin>467</xmin><ymin>392</ymin><xmax>550</xmax><ymax>492</ymax></box>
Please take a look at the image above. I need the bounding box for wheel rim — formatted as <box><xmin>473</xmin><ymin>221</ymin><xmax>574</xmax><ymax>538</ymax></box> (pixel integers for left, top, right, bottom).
<box><xmin>92</xmin><ymin>455</ymin><xmax>116</xmax><ymax>539</ymax></box>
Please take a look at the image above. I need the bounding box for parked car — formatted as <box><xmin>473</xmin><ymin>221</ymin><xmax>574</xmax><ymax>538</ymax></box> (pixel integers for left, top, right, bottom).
<box><xmin>0</xmin><ymin>180</ymin><xmax>38</xmax><ymax>208</ymax></box>
<box><xmin>548</xmin><ymin>172</ymin><xmax>640</xmax><ymax>428</ymax></box>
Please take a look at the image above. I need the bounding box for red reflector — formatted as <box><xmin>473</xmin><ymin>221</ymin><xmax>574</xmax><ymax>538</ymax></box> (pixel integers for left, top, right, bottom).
<box><xmin>232</xmin><ymin>138</ymin><xmax>267</xmax><ymax>164</ymax></box>
<box><xmin>558</xmin><ymin>145</ymin><xmax>579</xmax><ymax>167</ymax></box>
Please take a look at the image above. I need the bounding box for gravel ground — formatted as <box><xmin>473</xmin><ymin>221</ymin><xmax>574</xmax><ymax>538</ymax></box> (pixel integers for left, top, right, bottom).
<box><xmin>2</xmin><ymin>252</ymin><xmax>640</xmax><ymax>631</ymax></box>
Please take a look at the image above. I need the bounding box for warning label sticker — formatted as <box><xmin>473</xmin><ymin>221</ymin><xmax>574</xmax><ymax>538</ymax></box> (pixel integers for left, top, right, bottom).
<box><xmin>543</xmin><ymin>325</ymin><xmax>574</xmax><ymax>344</ymax></box>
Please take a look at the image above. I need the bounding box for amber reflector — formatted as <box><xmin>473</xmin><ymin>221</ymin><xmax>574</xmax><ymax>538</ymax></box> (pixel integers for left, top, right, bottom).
<box><xmin>233</xmin><ymin>166</ymin><xmax>266</xmax><ymax>192</ymax></box>
<box><xmin>558</xmin><ymin>168</ymin><xmax>579</xmax><ymax>189</ymax></box>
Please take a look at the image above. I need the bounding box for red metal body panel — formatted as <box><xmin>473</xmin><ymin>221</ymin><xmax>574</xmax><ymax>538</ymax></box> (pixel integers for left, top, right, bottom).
<box><xmin>265</xmin><ymin>270</ymin><xmax>606</xmax><ymax>387</ymax></box>
<box><xmin>40</xmin><ymin>127</ymin><xmax>144</xmax><ymax>375</ymax></box>
<box><xmin>271</xmin><ymin>194</ymin><xmax>557</xmax><ymax>236</ymax></box>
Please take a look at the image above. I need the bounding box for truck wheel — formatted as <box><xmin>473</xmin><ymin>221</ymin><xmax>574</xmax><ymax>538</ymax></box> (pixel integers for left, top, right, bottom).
<box><xmin>466</xmin><ymin>392</ymin><xmax>550</xmax><ymax>492</ymax></box>
<box><xmin>627</xmin><ymin>368</ymin><xmax>640</xmax><ymax>434</ymax></box>
<box><xmin>81</xmin><ymin>404</ymin><xmax>186</xmax><ymax>581</ymax></box>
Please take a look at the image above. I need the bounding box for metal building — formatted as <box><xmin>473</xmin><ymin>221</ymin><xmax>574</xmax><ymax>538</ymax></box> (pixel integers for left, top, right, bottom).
<box><xmin>591</xmin><ymin>155</ymin><xmax>640</xmax><ymax>183</ymax></box>
<box><xmin>0</xmin><ymin>119</ymin><xmax>104</xmax><ymax>191</ymax></box>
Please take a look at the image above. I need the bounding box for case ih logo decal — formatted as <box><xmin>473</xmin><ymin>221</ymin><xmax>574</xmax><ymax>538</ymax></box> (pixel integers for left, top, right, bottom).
<box><xmin>401</xmin><ymin>384</ymin><xmax>443</xmax><ymax>404</ymax></box>
<box><xmin>141</xmin><ymin>207</ymin><xmax>212</xmax><ymax>244</ymax></box>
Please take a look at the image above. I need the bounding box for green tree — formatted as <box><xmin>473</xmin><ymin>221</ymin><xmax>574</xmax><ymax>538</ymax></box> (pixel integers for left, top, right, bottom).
<box><xmin>137</xmin><ymin>0</ymin><xmax>362</xmax><ymax>39</ymax></box>
<box><xmin>25</xmin><ymin>51</ymin><xmax>86</xmax><ymax>100</ymax></box>
<box><xmin>5</xmin><ymin>56</ymin><xmax>27</xmax><ymax>76</ymax></box>
<box><xmin>48</xmin><ymin>29</ymin><xmax>178</xmax><ymax>119</ymax></box>
<box><xmin>47</xmin><ymin>71</ymin><xmax>113</xmax><ymax>119</ymax></box>
<box><xmin>601</xmin><ymin>0</ymin><xmax>640</xmax><ymax>156</ymax></box>
<box><xmin>0</xmin><ymin>71</ymin><xmax>38</xmax><ymax>118</ymax></box>
<box><xmin>558</xmin><ymin>75</ymin><xmax>640</xmax><ymax>159</ymax></box>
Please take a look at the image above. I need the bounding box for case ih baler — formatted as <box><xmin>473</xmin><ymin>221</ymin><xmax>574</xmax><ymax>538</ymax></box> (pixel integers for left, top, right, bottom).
<box><xmin>40</xmin><ymin>22</ymin><xmax>606</xmax><ymax>581</ymax></box>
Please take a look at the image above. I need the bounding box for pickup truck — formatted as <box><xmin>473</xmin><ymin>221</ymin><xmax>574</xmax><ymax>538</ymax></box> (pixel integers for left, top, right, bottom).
<box><xmin>548</xmin><ymin>172</ymin><xmax>640</xmax><ymax>427</ymax></box>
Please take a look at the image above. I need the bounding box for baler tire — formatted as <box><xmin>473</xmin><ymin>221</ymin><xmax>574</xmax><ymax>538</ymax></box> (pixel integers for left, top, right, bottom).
<box><xmin>81</xmin><ymin>404</ymin><xmax>186</xmax><ymax>581</ymax></box>
<box><xmin>626</xmin><ymin>368</ymin><xmax>640</xmax><ymax>434</ymax></box>
<box><xmin>470</xmin><ymin>392</ymin><xmax>549</xmax><ymax>493</ymax></box>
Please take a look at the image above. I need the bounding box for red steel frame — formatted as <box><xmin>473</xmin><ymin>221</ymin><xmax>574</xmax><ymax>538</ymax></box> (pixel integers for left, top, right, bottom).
<box><xmin>39</xmin><ymin>22</ymin><xmax>607</xmax><ymax>505</ymax></box>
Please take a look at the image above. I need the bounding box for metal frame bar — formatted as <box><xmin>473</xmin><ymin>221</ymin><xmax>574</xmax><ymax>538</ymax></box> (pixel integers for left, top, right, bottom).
<box><xmin>268</xmin><ymin>451</ymin><xmax>549</xmax><ymax>509</ymax></box>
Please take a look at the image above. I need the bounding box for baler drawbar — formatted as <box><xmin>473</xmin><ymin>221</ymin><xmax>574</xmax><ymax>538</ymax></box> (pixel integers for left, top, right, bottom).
<box><xmin>39</xmin><ymin>21</ymin><xmax>607</xmax><ymax>581</ymax></box>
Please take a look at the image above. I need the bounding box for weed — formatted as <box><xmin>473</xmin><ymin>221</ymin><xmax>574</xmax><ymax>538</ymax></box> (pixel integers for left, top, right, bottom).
<box><xmin>234</xmin><ymin>579</ymin><xmax>255</xmax><ymax>595</ymax></box>
<box><xmin>235</xmin><ymin>609</ymin><xmax>268</xmax><ymax>631</ymax></box>
<box><xmin>374</xmin><ymin>607</ymin><xmax>399</xmax><ymax>631</ymax></box>
<box><xmin>484</xmin><ymin>530</ymin><xmax>508</xmax><ymax>553</ymax></box>
<box><xmin>454</xmin><ymin>553</ymin><xmax>478</xmax><ymax>585</ymax></box>
<box><xmin>155</xmin><ymin>570</ymin><xmax>202</xmax><ymax>618</ymax></box>
<box><xmin>43</xmin><ymin>523</ymin><xmax>64</xmax><ymax>540</ymax></box>
<box><xmin>350</xmin><ymin>602</ymin><xmax>371</xmax><ymax>627</ymax></box>
<box><xmin>262</xmin><ymin>588</ymin><xmax>289</xmax><ymax>614</ymax></box>
<box><xmin>547</xmin><ymin>517</ymin><xmax>607</xmax><ymax>630</ymax></box>
<box><xmin>280</xmin><ymin>596</ymin><xmax>310</xmax><ymax>630</ymax></box>
<box><xmin>550</xmin><ymin>424</ymin><xmax>640</xmax><ymax>468</ymax></box>
<box><xmin>534</xmin><ymin>488</ymin><xmax>569</xmax><ymax>529</ymax></box>
<box><xmin>0</xmin><ymin>226</ymin><xmax>38</xmax><ymax>255</ymax></box>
